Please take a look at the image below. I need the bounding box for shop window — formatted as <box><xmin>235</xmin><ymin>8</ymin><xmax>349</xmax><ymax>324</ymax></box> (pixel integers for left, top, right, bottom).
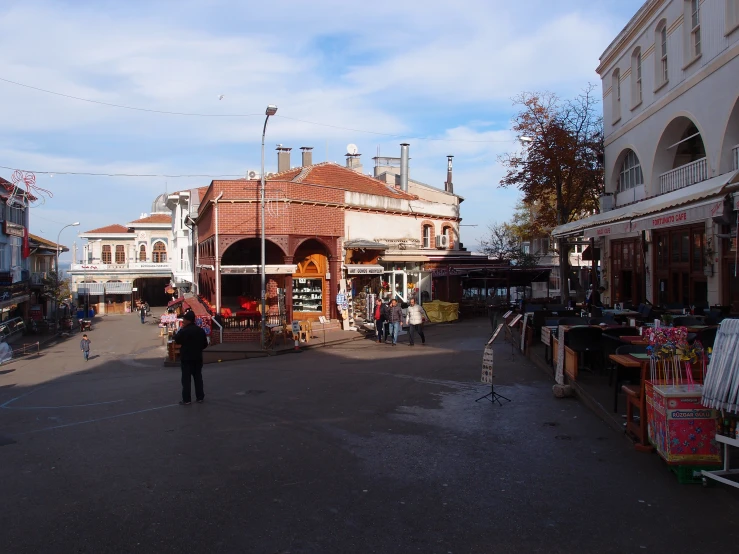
<box><xmin>102</xmin><ymin>245</ymin><xmax>112</xmax><ymax>264</ymax></box>
<box><xmin>115</xmin><ymin>245</ymin><xmax>125</xmax><ymax>264</ymax></box>
<box><xmin>139</xmin><ymin>244</ymin><xmax>146</xmax><ymax>262</ymax></box>
<box><xmin>153</xmin><ymin>242</ymin><xmax>167</xmax><ymax>263</ymax></box>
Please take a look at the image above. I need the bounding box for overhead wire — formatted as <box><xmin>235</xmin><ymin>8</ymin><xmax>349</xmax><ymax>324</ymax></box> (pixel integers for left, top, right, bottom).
<box><xmin>0</xmin><ymin>76</ymin><xmax>516</xmax><ymax>144</ymax></box>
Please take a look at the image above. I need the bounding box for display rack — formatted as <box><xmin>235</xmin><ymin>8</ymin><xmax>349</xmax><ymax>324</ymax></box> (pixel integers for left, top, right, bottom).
<box><xmin>292</xmin><ymin>279</ymin><xmax>323</xmax><ymax>313</ymax></box>
<box><xmin>701</xmin><ymin>434</ymin><xmax>739</xmax><ymax>490</ymax></box>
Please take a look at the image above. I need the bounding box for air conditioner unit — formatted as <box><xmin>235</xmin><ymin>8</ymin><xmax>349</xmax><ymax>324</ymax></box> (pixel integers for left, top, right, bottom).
<box><xmin>247</xmin><ymin>170</ymin><xmax>261</xmax><ymax>180</ymax></box>
<box><xmin>435</xmin><ymin>235</ymin><xmax>449</xmax><ymax>248</ymax></box>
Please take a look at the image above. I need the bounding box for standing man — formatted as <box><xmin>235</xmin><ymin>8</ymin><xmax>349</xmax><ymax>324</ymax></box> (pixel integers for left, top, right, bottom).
<box><xmin>139</xmin><ymin>301</ymin><xmax>147</xmax><ymax>324</ymax></box>
<box><xmin>174</xmin><ymin>311</ymin><xmax>208</xmax><ymax>405</ymax></box>
<box><xmin>405</xmin><ymin>298</ymin><xmax>427</xmax><ymax>346</ymax></box>
<box><xmin>80</xmin><ymin>334</ymin><xmax>91</xmax><ymax>361</ymax></box>
<box><xmin>373</xmin><ymin>297</ymin><xmax>387</xmax><ymax>344</ymax></box>
<box><xmin>386</xmin><ymin>298</ymin><xmax>403</xmax><ymax>347</ymax></box>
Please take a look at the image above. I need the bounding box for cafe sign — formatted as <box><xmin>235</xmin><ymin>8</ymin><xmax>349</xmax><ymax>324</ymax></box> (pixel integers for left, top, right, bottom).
<box><xmin>346</xmin><ymin>264</ymin><xmax>383</xmax><ymax>275</ymax></box>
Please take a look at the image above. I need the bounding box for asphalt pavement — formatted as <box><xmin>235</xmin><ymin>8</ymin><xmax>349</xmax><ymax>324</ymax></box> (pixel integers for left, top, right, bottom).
<box><xmin>1</xmin><ymin>314</ymin><xmax>737</xmax><ymax>553</ymax></box>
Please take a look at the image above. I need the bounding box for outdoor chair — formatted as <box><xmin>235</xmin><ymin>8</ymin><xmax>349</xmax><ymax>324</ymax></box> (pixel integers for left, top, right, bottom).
<box><xmin>695</xmin><ymin>327</ymin><xmax>718</xmax><ymax>350</ymax></box>
<box><xmin>704</xmin><ymin>310</ymin><xmax>722</xmax><ymax>325</ymax></box>
<box><xmin>565</xmin><ymin>326</ymin><xmax>603</xmax><ymax>373</ymax></box>
<box><xmin>588</xmin><ymin>317</ymin><xmax>610</xmax><ymax>325</ymax></box>
<box><xmin>617</xmin><ymin>344</ymin><xmax>649</xmax><ymax>448</ymax></box>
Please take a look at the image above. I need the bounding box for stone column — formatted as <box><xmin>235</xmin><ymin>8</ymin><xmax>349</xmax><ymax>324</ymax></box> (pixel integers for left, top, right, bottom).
<box><xmin>329</xmin><ymin>256</ymin><xmax>341</xmax><ymax>320</ymax></box>
<box><xmin>284</xmin><ymin>256</ymin><xmax>293</xmax><ymax>324</ymax></box>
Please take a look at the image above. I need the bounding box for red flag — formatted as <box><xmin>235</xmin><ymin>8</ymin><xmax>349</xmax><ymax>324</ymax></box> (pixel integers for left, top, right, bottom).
<box><xmin>22</xmin><ymin>227</ymin><xmax>30</xmax><ymax>259</ymax></box>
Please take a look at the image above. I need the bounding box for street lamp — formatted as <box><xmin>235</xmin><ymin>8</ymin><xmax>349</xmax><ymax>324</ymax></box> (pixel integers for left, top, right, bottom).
<box><xmin>260</xmin><ymin>104</ymin><xmax>278</xmax><ymax>349</ymax></box>
<box><xmin>56</xmin><ymin>222</ymin><xmax>80</xmax><ymax>328</ymax></box>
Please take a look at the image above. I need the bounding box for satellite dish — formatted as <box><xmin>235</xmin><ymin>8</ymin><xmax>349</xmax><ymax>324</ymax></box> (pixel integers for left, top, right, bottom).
<box><xmin>346</xmin><ymin>143</ymin><xmax>358</xmax><ymax>155</ymax></box>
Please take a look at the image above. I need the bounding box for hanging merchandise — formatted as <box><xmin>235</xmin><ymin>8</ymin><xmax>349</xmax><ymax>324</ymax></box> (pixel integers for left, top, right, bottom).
<box><xmin>702</xmin><ymin>319</ymin><xmax>739</xmax><ymax>414</ymax></box>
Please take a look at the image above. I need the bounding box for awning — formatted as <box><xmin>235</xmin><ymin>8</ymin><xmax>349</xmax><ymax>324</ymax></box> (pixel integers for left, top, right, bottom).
<box><xmin>345</xmin><ymin>264</ymin><xmax>384</xmax><ymax>275</ymax></box>
<box><xmin>552</xmin><ymin>170</ymin><xmax>739</xmax><ymax>238</ymax></box>
<box><xmin>105</xmin><ymin>282</ymin><xmax>133</xmax><ymax>294</ymax></box>
<box><xmin>344</xmin><ymin>240</ymin><xmax>389</xmax><ymax>250</ymax></box>
<box><xmin>381</xmin><ymin>255</ymin><xmax>429</xmax><ymax>262</ymax></box>
<box><xmin>78</xmin><ymin>283</ymin><xmax>105</xmax><ymax>295</ymax></box>
<box><xmin>583</xmin><ymin>220</ymin><xmax>634</xmax><ymax>239</ymax></box>
<box><xmin>220</xmin><ymin>264</ymin><xmax>297</xmax><ymax>275</ymax></box>
<box><xmin>630</xmin><ymin>197</ymin><xmax>724</xmax><ymax>232</ymax></box>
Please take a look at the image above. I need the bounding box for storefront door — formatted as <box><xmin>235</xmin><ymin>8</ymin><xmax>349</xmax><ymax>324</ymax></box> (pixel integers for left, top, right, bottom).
<box><xmin>654</xmin><ymin>225</ymin><xmax>707</xmax><ymax>307</ymax></box>
<box><xmin>610</xmin><ymin>238</ymin><xmax>644</xmax><ymax>307</ymax></box>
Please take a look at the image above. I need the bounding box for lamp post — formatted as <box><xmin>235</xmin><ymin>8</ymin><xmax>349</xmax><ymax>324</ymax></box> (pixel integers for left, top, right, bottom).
<box><xmin>56</xmin><ymin>222</ymin><xmax>80</xmax><ymax>328</ymax></box>
<box><xmin>260</xmin><ymin>104</ymin><xmax>278</xmax><ymax>349</ymax></box>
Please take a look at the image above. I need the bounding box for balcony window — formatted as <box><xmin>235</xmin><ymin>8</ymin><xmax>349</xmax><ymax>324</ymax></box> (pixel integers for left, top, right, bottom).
<box><xmin>153</xmin><ymin>241</ymin><xmax>167</xmax><ymax>263</ymax></box>
<box><xmin>691</xmin><ymin>0</ymin><xmax>701</xmax><ymax>57</ymax></box>
<box><xmin>102</xmin><ymin>245</ymin><xmax>112</xmax><ymax>264</ymax></box>
<box><xmin>655</xmin><ymin>21</ymin><xmax>668</xmax><ymax>88</ymax></box>
<box><xmin>612</xmin><ymin>69</ymin><xmax>621</xmax><ymax>123</ymax></box>
<box><xmin>631</xmin><ymin>48</ymin><xmax>642</xmax><ymax>107</ymax></box>
<box><xmin>139</xmin><ymin>244</ymin><xmax>146</xmax><ymax>261</ymax></box>
<box><xmin>422</xmin><ymin>225</ymin><xmax>432</xmax><ymax>248</ymax></box>
<box><xmin>115</xmin><ymin>245</ymin><xmax>125</xmax><ymax>264</ymax></box>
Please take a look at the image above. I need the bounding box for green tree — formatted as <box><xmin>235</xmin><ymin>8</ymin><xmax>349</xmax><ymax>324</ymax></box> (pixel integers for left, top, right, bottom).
<box><xmin>41</xmin><ymin>270</ymin><xmax>72</xmax><ymax>307</ymax></box>
<box><xmin>479</xmin><ymin>221</ymin><xmax>540</xmax><ymax>269</ymax></box>
<box><xmin>498</xmin><ymin>87</ymin><xmax>604</xmax><ymax>302</ymax></box>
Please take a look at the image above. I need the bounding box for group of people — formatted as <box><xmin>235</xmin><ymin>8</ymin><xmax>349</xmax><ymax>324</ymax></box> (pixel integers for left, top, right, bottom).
<box><xmin>372</xmin><ymin>297</ymin><xmax>428</xmax><ymax>346</ymax></box>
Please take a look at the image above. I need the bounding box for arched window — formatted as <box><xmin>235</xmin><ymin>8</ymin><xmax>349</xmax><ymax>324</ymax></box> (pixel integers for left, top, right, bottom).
<box><xmin>115</xmin><ymin>245</ymin><xmax>125</xmax><ymax>264</ymax></box>
<box><xmin>631</xmin><ymin>48</ymin><xmax>642</xmax><ymax>107</ymax></box>
<box><xmin>442</xmin><ymin>225</ymin><xmax>453</xmax><ymax>249</ymax></box>
<box><xmin>655</xmin><ymin>20</ymin><xmax>668</xmax><ymax>88</ymax></box>
<box><xmin>102</xmin><ymin>245</ymin><xmax>112</xmax><ymax>264</ymax></box>
<box><xmin>153</xmin><ymin>242</ymin><xmax>167</xmax><ymax>263</ymax></box>
<box><xmin>422</xmin><ymin>225</ymin><xmax>432</xmax><ymax>248</ymax></box>
<box><xmin>612</xmin><ymin>69</ymin><xmax>621</xmax><ymax>123</ymax></box>
<box><xmin>139</xmin><ymin>244</ymin><xmax>146</xmax><ymax>262</ymax></box>
<box><xmin>618</xmin><ymin>150</ymin><xmax>643</xmax><ymax>192</ymax></box>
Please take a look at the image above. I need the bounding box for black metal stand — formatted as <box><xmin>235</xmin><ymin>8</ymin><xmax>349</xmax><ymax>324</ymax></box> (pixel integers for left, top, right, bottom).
<box><xmin>475</xmin><ymin>382</ymin><xmax>511</xmax><ymax>406</ymax></box>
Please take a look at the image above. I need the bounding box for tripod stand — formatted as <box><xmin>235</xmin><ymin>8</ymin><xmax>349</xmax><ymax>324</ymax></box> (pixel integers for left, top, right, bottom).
<box><xmin>475</xmin><ymin>381</ymin><xmax>511</xmax><ymax>406</ymax></box>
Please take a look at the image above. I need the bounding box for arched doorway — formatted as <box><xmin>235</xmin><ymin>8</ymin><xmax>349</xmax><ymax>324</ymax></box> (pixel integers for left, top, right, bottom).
<box><xmin>219</xmin><ymin>238</ymin><xmax>287</xmax><ymax>318</ymax></box>
<box><xmin>652</xmin><ymin>116</ymin><xmax>707</xmax><ymax>195</ymax></box>
<box><xmin>719</xmin><ymin>95</ymin><xmax>739</xmax><ymax>175</ymax></box>
<box><xmin>612</xmin><ymin>148</ymin><xmax>645</xmax><ymax>206</ymax></box>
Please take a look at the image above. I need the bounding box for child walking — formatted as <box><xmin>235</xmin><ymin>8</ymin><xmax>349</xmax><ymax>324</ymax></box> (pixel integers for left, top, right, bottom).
<box><xmin>80</xmin><ymin>334</ymin><xmax>91</xmax><ymax>361</ymax></box>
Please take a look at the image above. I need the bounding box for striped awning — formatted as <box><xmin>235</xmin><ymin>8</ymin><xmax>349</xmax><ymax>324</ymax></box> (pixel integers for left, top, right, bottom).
<box><xmin>78</xmin><ymin>283</ymin><xmax>105</xmax><ymax>295</ymax></box>
<box><xmin>105</xmin><ymin>282</ymin><xmax>133</xmax><ymax>294</ymax></box>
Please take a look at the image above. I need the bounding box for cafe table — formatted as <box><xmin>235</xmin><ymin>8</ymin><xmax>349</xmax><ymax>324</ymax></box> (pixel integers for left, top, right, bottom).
<box><xmin>608</xmin><ymin>352</ymin><xmax>650</xmax><ymax>414</ymax></box>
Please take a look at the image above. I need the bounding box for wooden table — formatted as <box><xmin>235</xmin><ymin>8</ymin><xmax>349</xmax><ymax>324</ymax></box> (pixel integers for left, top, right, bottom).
<box><xmin>619</xmin><ymin>335</ymin><xmax>648</xmax><ymax>346</ymax></box>
<box><xmin>608</xmin><ymin>354</ymin><xmax>648</xmax><ymax>413</ymax></box>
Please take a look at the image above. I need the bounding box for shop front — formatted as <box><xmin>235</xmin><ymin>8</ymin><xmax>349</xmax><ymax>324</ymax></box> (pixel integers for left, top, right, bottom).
<box><xmin>380</xmin><ymin>260</ymin><xmax>431</xmax><ymax>305</ymax></box>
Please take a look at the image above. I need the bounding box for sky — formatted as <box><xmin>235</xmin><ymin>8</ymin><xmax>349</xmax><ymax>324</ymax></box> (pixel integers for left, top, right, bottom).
<box><xmin>0</xmin><ymin>0</ymin><xmax>645</xmax><ymax>261</ymax></box>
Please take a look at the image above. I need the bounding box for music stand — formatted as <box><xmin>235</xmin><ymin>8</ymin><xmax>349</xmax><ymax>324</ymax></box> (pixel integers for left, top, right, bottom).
<box><xmin>476</xmin><ymin>324</ymin><xmax>511</xmax><ymax>406</ymax></box>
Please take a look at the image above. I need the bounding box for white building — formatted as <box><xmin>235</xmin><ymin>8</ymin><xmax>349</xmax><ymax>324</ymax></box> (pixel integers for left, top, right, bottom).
<box><xmin>69</xmin><ymin>194</ymin><xmax>174</xmax><ymax>312</ymax></box>
<box><xmin>553</xmin><ymin>0</ymin><xmax>739</xmax><ymax>312</ymax></box>
<box><xmin>165</xmin><ymin>187</ymin><xmax>207</xmax><ymax>293</ymax></box>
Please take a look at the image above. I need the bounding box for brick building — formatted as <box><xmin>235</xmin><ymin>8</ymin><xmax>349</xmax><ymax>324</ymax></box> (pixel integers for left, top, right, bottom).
<box><xmin>195</xmin><ymin>143</ymin><xmax>465</xmax><ymax>328</ymax></box>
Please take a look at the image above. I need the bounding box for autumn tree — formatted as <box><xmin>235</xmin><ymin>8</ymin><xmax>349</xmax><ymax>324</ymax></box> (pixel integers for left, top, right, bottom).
<box><xmin>499</xmin><ymin>87</ymin><xmax>604</xmax><ymax>302</ymax></box>
<box><xmin>479</xmin><ymin>220</ymin><xmax>540</xmax><ymax>268</ymax></box>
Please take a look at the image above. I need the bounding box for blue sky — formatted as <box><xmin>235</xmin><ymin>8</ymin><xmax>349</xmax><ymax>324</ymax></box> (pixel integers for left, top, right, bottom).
<box><xmin>0</xmin><ymin>0</ymin><xmax>644</xmax><ymax>260</ymax></box>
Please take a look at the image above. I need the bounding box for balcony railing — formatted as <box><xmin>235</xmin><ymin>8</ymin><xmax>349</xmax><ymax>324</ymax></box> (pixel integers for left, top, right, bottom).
<box><xmin>658</xmin><ymin>157</ymin><xmax>707</xmax><ymax>195</ymax></box>
<box><xmin>733</xmin><ymin>145</ymin><xmax>739</xmax><ymax>172</ymax></box>
<box><xmin>30</xmin><ymin>272</ymin><xmax>47</xmax><ymax>285</ymax></box>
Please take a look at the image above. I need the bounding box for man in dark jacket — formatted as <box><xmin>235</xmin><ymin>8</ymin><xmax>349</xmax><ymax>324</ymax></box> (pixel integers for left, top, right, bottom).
<box><xmin>373</xmin><ymin>298</ymin><xmax>388</xmax><ymax>344</ymax></box>
<box><xmin>174</xmin><ymin>311</ymin><xmax>209</xmax><ymax>405</ymax></box>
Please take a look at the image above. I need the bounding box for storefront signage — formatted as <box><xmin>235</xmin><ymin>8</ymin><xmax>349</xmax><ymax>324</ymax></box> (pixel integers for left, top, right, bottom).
<box><xmin>220</xmin><ymin>265</ymin><xmax>297</xmax><ymax>275</ymax></box>
<box><xmin>583</xmin><ymin>221</ymin><xmax>632</xmax><ymax>239</ymax></box>
<box><xmin>3</xmin><ymin>221</ymin><xmax>25</xmax><ymax>238</ymax></box>
<box><xmin>651</xmin><ymin>211</ymin><xmax>688</xmax><ymax>227</ymax></box>
<box><xmin>346</xmin><ymin>265</ymin><xmax>383</xmax><ymax>275</ymax></box>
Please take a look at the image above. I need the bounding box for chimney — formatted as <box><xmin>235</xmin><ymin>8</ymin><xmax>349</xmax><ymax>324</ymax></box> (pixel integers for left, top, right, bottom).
<box><xmin>346</xmin><ymin>153</ymin><xmax>363</xmax><ymax>174</ymax></box>
<box><xmin>445</xmin><ymin>155</ymin><xmax>454</xmax><ymax>193</ymax></box>
<box><xmin>300</xmin><ymin>146</ymin><xmax>313</xmax><ymax>167</ymax></box>
<box><xmin>276</xmin><ymin>145</ymin><xmax>292</xmax><ymax>173</ymax></box>
<box><xmin>399</xmin><ymin>143</ymin><xmax>409</xmax><ymax>192</ymax></box>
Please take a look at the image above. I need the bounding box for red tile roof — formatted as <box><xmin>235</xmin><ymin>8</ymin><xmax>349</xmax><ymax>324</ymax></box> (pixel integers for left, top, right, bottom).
<box><xmin>129</xmin><ymin>214</ymin><xmax>172</xmax><ymax>224</ymax></box>
<box><xmin>84</xmin><ymin>224</ymin><xmax>132</xmax><ymax>234</ymax></box>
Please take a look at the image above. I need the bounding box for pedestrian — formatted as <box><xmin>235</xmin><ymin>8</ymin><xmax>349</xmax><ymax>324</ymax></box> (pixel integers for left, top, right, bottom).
<box><xmin>587</xmin><ymin>286</ymin><xmax>605</xmax><ymax>310</ymax></box>
<box><xmin>173</xmin><ymin>310</ymin><xmax>208</xmax><ymax>405</ymax></box>
<box><xmin>373</xmin><ymin>298</ymin><xmax>387</xmax><ymax>344</ymax></box>
<box><xmin>80</xmin><ymin>334</ymin><xmax>91</xmax><ymax>361</ymax></box>
<box><xmin>386</xmin><ymin>298</ymin><xmax>403</xmax><ymax>346</ymax></box>
<box><xmin>139</xmin><ymin>301</ymin><xmax>147</xmax><ymax>324</ymax></box>
<box><xmin>405</xmin><ymin>298</ymin><xmax>428</xmax><ymax>346</ymax></box>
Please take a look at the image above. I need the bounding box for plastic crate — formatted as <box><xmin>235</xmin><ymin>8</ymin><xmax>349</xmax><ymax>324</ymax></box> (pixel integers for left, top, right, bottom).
<box><xmin>668</xmin><ymin>464</ymin><xmax>721</xmax><ymax>484</ymax></box>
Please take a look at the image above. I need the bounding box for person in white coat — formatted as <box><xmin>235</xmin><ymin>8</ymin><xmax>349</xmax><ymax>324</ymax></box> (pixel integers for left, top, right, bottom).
<box><xmin>405</xmin><ymin>298</ymin><xmax>428</xmax><ymax>346</ymax></box>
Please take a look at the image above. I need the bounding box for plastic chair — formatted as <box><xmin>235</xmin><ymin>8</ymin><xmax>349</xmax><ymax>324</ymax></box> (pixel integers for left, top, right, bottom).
<box><xmin>673</xmin><ymin>316</ymin><xmax>702</xmax><ymax>327</ymax></box>
<box><xmin>618</xmin><ymin>343</ymin><xmax>649</xmax><ymax>448</ymax></box>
